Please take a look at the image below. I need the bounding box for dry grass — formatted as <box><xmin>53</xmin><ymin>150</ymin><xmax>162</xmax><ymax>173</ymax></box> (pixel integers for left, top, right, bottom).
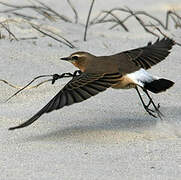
<box><xmin>0</xmin><ymin>0</ymin><xmax>180</xmax><ymax>99</ymax></box>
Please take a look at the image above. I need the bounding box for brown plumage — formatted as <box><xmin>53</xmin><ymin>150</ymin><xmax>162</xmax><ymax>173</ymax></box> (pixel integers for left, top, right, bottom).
<box><xmin>9</xmin><ymin>38</ymin><xmax>175</xmax><ymax>130</ymax></box>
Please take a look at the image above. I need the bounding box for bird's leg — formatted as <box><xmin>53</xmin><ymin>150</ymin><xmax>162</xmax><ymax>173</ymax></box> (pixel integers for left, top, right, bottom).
<box><xmin>52</xmin><ymin>70</ymin><xmax>82</xmax><ymax>84</ymax></box>
<box><xmin>142</xmin><ymin>88</ymin><xmax>163</xmax><ymax>119</ymax></box>
<box><xmin>135</xmin><ymin>87</ymin><xmax>162</xmax><ymax>118</ymax></box>
<box><xmin>135</xmin><ymin>87</ymin><xmax>157</xmax><ymax>118</ymax></box>
<box><xmin>145</xmin><ymin>96</ymin><xmax>160</xmax><ymax>112</ymax></box>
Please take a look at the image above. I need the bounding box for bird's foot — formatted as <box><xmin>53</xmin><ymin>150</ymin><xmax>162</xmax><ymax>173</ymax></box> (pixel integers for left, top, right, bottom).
<box><xmin>144</xmin><ymin>101</ymin><xmax>162</xmax><ymax>119</ymax></box>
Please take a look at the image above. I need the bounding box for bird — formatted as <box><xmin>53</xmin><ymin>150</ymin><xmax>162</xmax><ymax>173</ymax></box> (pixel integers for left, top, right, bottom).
<box><xmin>9</xmin><ymin>38</ymin><xmax>175</xmax><ymax>130</ymax></box>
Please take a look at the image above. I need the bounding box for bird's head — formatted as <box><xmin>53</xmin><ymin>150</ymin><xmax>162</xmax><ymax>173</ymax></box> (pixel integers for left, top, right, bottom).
<box><xmin>60</xmin><ymin>51</ymin><xmax>95</xmax><ymax>71</ymax></box>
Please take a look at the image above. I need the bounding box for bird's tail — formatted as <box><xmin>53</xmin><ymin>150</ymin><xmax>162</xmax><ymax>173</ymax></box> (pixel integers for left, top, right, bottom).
<box><xmin>127</xmin><ymin>68</ymin><xmax>174</xmax><ymax>93</ymax></box>
<box><xmin>144</xmin><ymin>78</ymin><xmax>174</xmax><ymax>93</ymax></box>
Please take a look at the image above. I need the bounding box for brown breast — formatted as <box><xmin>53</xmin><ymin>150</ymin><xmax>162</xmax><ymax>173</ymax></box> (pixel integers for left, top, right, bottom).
<box><xmin>112</xmin><ymin>75</ymin><xmax>136</xmax><ymax>89</ymax></box>
<box><xmin>72</xmin><ymin>61</ymin><xmax>86</xmax><ymax>72</ymax></box>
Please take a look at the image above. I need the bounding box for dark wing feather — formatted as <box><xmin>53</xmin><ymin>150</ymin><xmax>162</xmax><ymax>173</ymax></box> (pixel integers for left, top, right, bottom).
<box><xmin>122</xmin><ymin>38</ymin><xmax>175</xmax><ymax>69</ymax></box>
<box><xmin>9</xmin><ymin>72</ymin><xmax>122</xmax><ymax>130</ymax></box>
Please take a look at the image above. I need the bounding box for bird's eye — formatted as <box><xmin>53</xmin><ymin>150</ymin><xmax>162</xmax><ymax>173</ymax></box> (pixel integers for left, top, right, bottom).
<box><xmin>72</xmin><ymin>56</ymin><xmax>79</xmax><ymax>60</ymax></box>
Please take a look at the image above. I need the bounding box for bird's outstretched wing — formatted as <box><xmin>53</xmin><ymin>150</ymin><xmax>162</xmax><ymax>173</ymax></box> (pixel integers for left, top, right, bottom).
<box><xmin>121</xmin><ymin>38</ymin><xmax>175</xmax><ymax>69</ymax></box>
<box><xmin>9</xmin><ymin>72</ymin><xmax>122</xmax><ymax>130</ymax></box>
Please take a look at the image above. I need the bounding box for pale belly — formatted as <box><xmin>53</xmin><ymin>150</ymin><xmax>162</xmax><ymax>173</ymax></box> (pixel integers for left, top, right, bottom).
<box><xmin>112</xmin><ymin>76</ymin><xmax>137</xmax><ymax>89</ymax></box>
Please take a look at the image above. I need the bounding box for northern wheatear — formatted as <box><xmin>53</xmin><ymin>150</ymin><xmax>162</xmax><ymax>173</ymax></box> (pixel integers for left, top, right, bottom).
<box><xmin>9</xmin><ymin>38</ymin><xmax>175</xmax><ymax>130</ymax></box>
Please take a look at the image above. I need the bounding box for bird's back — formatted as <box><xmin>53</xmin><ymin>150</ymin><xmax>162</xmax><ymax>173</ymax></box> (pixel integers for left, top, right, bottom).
<box><xmin>85</xmin><ymin>54</ymin><xmax>139</xmax><ymax>75</ymax></box>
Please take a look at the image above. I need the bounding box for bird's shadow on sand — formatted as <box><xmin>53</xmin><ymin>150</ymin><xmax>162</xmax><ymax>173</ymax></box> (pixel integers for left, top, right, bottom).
<box><xmin>22</xmin><ymin>105</ymin><xmax>181</xmax><ymax>143</ymax></box>
<box><xmin>23</xmin><ymin>117</ymin><xmax>156</xmax><ymax>143</ymax></box>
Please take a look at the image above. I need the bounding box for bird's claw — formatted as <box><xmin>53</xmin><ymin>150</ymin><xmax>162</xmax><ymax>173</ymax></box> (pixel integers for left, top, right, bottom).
<box><xmin>144</xmin><ymin>102</ymin><xmax>162</xmax><ymax>118</ymax></box>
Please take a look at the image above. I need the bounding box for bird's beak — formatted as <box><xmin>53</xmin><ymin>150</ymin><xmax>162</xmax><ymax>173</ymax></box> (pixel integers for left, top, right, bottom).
<box><xmin>60</xmin><ymin>57</ymin><xmax>71</xmax><ymax>61</ymax></box>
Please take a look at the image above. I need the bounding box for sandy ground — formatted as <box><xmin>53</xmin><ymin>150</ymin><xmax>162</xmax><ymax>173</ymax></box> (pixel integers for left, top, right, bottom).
<box><xmin>0</xmin><ymin>0</ymin><xmax>181</xmax><ymax>179</ymax></box>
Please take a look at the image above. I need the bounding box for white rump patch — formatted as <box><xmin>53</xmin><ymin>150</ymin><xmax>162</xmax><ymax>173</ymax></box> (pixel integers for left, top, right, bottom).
<box><xmin>127</xmin><ymin>68</ymin><xmax>158</xmax><ymax>87</ymax></box>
